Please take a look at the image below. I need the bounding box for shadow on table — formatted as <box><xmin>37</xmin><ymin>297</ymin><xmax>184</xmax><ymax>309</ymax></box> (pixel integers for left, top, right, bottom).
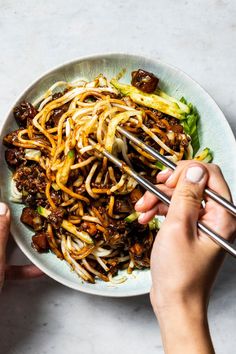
<box><xmin>211</xmin><ymin>255</ymin><xmax>236</xmax><ymax>305</ymax></box>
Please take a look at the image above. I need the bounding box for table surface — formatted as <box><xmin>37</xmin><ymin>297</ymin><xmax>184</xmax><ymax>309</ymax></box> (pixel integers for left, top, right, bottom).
<box><xmin>0</xmin><ymin>1</ymin><xmax>235</xmax><ymax>353</ymax></box>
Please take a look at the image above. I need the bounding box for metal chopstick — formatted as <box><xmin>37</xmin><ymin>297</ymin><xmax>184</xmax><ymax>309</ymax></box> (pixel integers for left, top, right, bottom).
<box><xmin>93</xmin><ymin>142</ymin><xmax>236</xmax><ymax>258</ymax></box>
<box><xmin>117</xmin><ymin>126</ymin><xmax>236</xmax><ymax>216</ymax></box>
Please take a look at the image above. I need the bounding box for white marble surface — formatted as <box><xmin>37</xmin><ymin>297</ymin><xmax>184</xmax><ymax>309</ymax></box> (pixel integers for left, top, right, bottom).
<box><xmin>0</xmin><ymin>0</ymin><xmax>235</xmax><ymax>353</ymax></box>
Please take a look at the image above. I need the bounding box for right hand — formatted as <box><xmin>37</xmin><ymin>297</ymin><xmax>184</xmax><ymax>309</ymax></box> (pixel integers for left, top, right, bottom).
<box><xmin>135</xmin><ymin>161</ymin><xmax>236</xmax><ymax>308</ymax></box>
<box><xmin>135</xmin><ymin>162</ymin><xmax>236</xmax><ymax>354</ymax></box>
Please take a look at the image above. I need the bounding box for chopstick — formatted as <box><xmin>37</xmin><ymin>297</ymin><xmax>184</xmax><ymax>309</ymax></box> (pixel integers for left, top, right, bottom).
<box><xmin>117</xmin><ymin>126</ymin><xmax>236</xmax><ymax>217</ymax></box>
<box><xmin>92</xmin><ymin>140</ymin><xmax>236</xmax><ymax>258</ymax></box>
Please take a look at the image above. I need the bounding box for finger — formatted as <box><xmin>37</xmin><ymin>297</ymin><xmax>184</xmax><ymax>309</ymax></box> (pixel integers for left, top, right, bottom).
<box><xmin>156</xmin><ymin>168</ymin><xmax>173</xmax><ymax>184</ymax></box>
<box><xmin>5</xmin><ymin>264</ymin><xmax>44</xmax><ymax>280</ymax></box>
<box><xmin>206</xmin><ymin>164</ymin><xmax>232</xmax><ymax>201</ymax></box>
<box><xmin>138</xmin><ymin>204</ymin><xmax>161</xmax><ymax>224</ymax></box>
<box><xmin>165</xmin><ymin>161</ymin><xmax>235</xmax><ymax>243</ymax></box>
<box><xmin>139</xmin><ymin>202</ymin><xmax>169</xmax><ymax>224</ymax></box>
<box><xmin>135</xmin><ymin>184</ymin><xmax>173</xmax><ymax>212</ymax></box>
<box><xmin>0</xmin><ymin>203</ymin><xmax>10</xmax><ymax>253</ymax></box>
<box><xmin>166</xmin><ymin>162</ymin><xmax>233</xmax><ymax>236</ymax></box>
<box><xmin>167</xmin><ymin>163</ymin><xmax>209</xmax><ymax>232</ymax></box>
<box><xmin>135</xmin><ymin>192</ymin><xmax>158</xmax><ymax>212</ymax></box>
<box><xmin>166</xmin><ymin>161</ymin><xmax>231</xmax><ymax>201</ymax></box>
<box><xmin>0</xmin><ymin>203</ymin><xmax>10</xmax><ymax>290</ymax></box>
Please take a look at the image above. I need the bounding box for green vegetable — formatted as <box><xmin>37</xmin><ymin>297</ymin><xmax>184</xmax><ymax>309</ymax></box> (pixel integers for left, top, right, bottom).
<box><xmin>155</xmin><ymin>89</ymin><xmax>189</xmax><ymax>113</ymax></box>
<box><xmin>148</xmin><ymin>217</ymin><xmax>162</xmax><ymax>230</ymax></box>
<box><xmin>180</xmin><ymin>98</ymin><xmax>200</xmax><ymax>155</ymax></box>
<box><xmin>125</xmin><ymin>211</ymin><xmax>140</xmax><ymax>223</ymax></box>
<box><xmin>68</xmin><ymin>150</ymin><xmax>75</xmax><ymax>158</ymax></box>
<box><xmin>61</xmin><ymin>220</ymin><xmax>94</xmax><ymax>245</ymax></box>
<box><xmin>37</xmin><ymin>206</ymin><xmax>94</xmax><ymax>245</ymax></box>
<box><xmin>111</xmin><ymin>78</ymin><xmax>206</xmax><ymax>158</ymax></box>
<box><xmin>155</xmin><ymin>161</ymin><xmax>166</xmax><ymax>171</ymax></box>
<box><xmin>37</xmin><ymin>206</ymin><xmax>51</xmax><ymax>218</ymax></box>
<box><xmin>111</xmin><ymin>79</ymin><xmax>190</xmax><ymax>119</ymax></box>
<box><xmin>194</xmin><ymin>148</ymin><xmax>213</xmax><ymax>163</ymax></box>
<box><xmin>125</xmin><ymin>212</ymin><xmax>161</xmax><ymax>231</ymax></box>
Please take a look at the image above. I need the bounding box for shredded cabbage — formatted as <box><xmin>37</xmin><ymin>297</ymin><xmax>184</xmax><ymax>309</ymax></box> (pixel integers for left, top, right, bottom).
<box><xmin>25</xmin><ymin>149</ymin><xmax>41</xmax><ymax>162</ymax></box>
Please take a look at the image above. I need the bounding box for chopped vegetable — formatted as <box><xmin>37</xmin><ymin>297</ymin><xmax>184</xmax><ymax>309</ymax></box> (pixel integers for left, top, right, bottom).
<box><xmin>125</xmin><ymin>211</ymin><xmax>141</xmax><ymax>222</ymax></box>
<box><xmin>111</xmin><ymin>79</ymin><xmax>190</xmax><ymax>119</ymax></box>
<box><xmin>148</xmin><ymin>217</ymin><xmax>161</xmax><ymax>230</ymax></box>
<box><xmin>180</xmin><ymin>97</ymin><xmax>200</xmax><ymax>155</ymax></box>
<box><xmin>37</xmin><ymin>206</ymin><xmax>94</xmax><ymax>245</ymax></box>
<box><xmin>61</xmin><ymin>220</ymin><xmax>94</xmax><ymax>245</ymax></box>
<box><xmin>155</xmin><ymin>161</ymin><xmax>166</xmax><ymax>171</ymax></box>
<box><xmin>10</xmin><ymin>179</ymin><xmax>23</xmax><ymax>203</ymax></box>
<box><xmin>25</xmin><ymin>149</ymin><xmax>41</xmax><ymax>162</ymax></box>
<box><xmin>155</xmin><ymin>89</ymin><xmax>189</xmax><ymax>113</ymax></box>
<box><xmin>57</xmin><ymin>150</ymin><xmax>75</xmax><ymax>185</ymax></box>
<box><xmin>194</xmin><ymin>148</ymin><xmax>213</xmax><ymax>163</ymax></box>
<box><xmin>37</xmin><ymin>205</ymin><xmax>51</xmax><ymax>218</ymax></box>
<box><xmin>125</xmin><ymin>212</ymin><xmax>161</xmax><ymax>231</ymax></box>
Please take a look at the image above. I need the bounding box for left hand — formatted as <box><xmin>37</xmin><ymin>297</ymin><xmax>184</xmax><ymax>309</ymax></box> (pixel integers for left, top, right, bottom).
<box><xmin>0</xmin><ymin>202</ymin><xmax>43</xmax><ymax>291</ymax></box>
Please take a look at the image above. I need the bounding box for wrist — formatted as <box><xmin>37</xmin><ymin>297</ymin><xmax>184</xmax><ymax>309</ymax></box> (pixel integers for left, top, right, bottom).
<box><xmin>150</xmin><ymin>285</ymin><xmax>209</xmax><ymax>316</ymax></box>
<box><xmin>151</xmin><ymin>291</ymin><xmax>214</xmax><ymax>354</ymax></box>
<box><xmin>154</xmin><ymin>296</ymin><xmax>207</xmax><ymax>326</ymax></box>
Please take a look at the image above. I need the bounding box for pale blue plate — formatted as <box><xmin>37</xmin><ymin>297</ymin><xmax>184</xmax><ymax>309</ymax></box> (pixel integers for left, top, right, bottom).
<box><xmin>0</xmin><ymin>53</ymin><xmax>235</xmax><ymax>297</ymax></box>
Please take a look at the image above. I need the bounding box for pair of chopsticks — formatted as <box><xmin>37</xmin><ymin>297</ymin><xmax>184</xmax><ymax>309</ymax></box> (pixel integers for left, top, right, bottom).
<box><xmin>91</xmin><ymin>127</ymin><xmax>236</xmax><ymax>258</ymax></box>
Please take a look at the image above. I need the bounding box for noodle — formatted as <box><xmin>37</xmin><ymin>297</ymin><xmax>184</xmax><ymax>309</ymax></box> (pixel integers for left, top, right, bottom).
<box><xmin>4</xmin><ymin>72</ymin><xmax>192</xmax><ymax>284</ymax></box>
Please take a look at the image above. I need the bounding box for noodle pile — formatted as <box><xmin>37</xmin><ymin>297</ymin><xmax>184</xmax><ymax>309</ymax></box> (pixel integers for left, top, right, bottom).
<box><xmin>4</xmin><ymin>73</ymin><xmax>190</xmax><ymax>283</ymax></box>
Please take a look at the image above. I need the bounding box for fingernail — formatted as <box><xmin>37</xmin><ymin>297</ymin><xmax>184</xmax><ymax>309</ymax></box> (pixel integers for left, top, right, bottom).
<box><xmin>0</xmin><ymin>203</ymin><xmax>8</xmax><ymax>216</ymax></box>
<box><xmin>138</xmin><ymin>212</ymin><xmax>146</xmax><ymax>223</ymax></box>
<box><xmin>186</xmin><ymin>166</ymin><xmax>205</xmax><ymax>183</ymax></box>
<box><xmin>135</xmin><ymin>196</ymin><xmax>144</xmax><ymax>208</ymax></box>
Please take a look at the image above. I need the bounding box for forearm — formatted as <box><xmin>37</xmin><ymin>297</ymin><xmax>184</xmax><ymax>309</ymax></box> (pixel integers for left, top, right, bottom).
<box><xmin>154</xmin><ymin>300</ymin><xmax>215</xmax><ymax>354</ymax></box>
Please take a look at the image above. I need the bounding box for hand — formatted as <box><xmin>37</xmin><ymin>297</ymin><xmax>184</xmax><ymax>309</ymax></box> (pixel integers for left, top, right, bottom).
<box><xmin>0</xmin><ymin>202</ymin><xmax>43</xmax><ymax>291</ymax></box>
<box><xmin>135</xmin><ymin>161</ymin><xmax>236</xmax><ymax>354</ymax></box>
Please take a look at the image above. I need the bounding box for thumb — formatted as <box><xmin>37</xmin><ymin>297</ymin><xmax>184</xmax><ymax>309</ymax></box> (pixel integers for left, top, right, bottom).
<box><xmin>0</xmin><ymin>202</ymin><xmax>10</xmax><ymax>290</ymax></box>
<box><xmin>167</xmin><ymin>163</ymin><xmax>208</xmax><ymax>228</ymax></box>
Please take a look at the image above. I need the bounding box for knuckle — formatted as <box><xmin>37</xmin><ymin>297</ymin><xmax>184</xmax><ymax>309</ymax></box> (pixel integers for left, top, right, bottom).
<box><xmin>217</xmin><ymin>211</ymin><xmax>236</xmax><ymax>241</ymax></box>
<box><xmin>163</xmin><ymin>218</ymin><xmax>184</xmax><ymax>233</ymax></box>
<box><xmin>210</xmin><ymin>163</ymin><xmax>221</xmax><ymax>174</ymax></box>
<box><xmin>176</xmin><ymin>186</ymin><xmax>202</xmax><ymax>204</ymax></box>
<box><xmin>144</xmin><ymin>191</ymin><xmax>154</xmax><ymax>201</ymax></box>
<box><xmin>175</xmin><ymin>160</ymin><xmax>185</xmax><ymax>167</ymax></box>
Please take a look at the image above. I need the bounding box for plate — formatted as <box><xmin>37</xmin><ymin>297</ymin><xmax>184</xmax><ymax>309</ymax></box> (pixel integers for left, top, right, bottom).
<box><xmin>0</xmin><ymin>53</ymin><xmax>235</xmax><ymax>297</ymax></box>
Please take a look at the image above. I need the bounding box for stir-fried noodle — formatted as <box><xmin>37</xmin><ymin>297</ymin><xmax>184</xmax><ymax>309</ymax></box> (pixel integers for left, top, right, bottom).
<box><xmin>4</xmin><ymin>71</ymin><xmax>196</xmax><ymax>283</ymax></box>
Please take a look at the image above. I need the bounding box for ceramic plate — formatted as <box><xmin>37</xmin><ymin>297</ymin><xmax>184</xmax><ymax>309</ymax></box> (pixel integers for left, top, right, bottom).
<box><xmin>0</xmin><ymin>53</ymin><xmax>235</xmax><ymax>297</ymax></box>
